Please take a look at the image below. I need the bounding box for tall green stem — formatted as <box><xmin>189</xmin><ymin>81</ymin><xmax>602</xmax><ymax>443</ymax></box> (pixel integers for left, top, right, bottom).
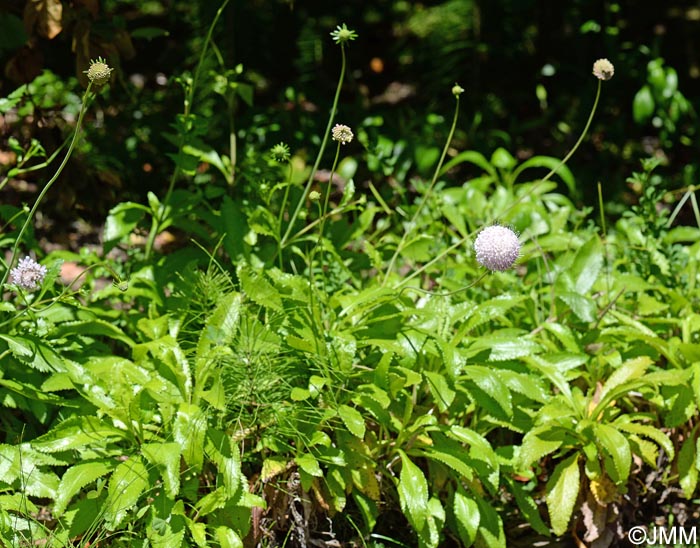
<box><xmin>383</xmin><ymin>94</ymin><xmax>461</xmax><ymax>285</ymax></box>
<box><xmin>279</xmin><ymin>44</ymin><xmax>347</xmax><ymax>250</ymax></box>
<box><xmin>501</xmin><ymin>80</ymin><xmax>601</xmax><ymax>217</ymax></box>
<box><xmin>1</xmin><ymin>83</ymin><xmax>94</xmax><ymax>289</ymax></box>
<box><xmin>145</xmin><ymin>0</ymin><xmax>231</xmax><ymax>259</ymax></box>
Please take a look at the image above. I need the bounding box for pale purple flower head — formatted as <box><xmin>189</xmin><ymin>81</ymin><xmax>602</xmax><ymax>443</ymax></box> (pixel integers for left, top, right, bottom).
<box><xmin>10</xmin><ymin>256</ymin><xmax>48</xmax><ymax>291</ymax></box>
<box><xmin>473</xmin><ymin>225</ymin><xmax>520</xmax><ymax>272</ymax></box>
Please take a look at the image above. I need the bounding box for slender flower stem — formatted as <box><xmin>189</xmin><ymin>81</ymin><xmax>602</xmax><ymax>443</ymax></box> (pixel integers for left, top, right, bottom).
<box><xmin>1</xmin><ymin>83</ymin><xmax>94</xmax><ymax>290</ymax></box>
<box><xmin>145</xmin><ymin>0</ymin><xmax>231</xmax><ymax>259</ymax></box>
<box><xmin>383</xmin><ymin>95</ymin><xmax>461</xmax><ymax>285</ymax></box>
<box><xmin>500</xmin><ymin>80</ymin><xmax>602</xmax><ymax>218</ymax></box>
<box><xmin>277</xmin><ymin>161</ymin><xmax>295</xmax><ymax>269</ymax></box>
<box><xmin>317</xmin><ymin>143</ymin><xmax>342</xmax><ymax>244</ymax></box>
<box><xmin>280</xmin><ymin>44</ymin><xmax>347</xmax><ymax>250</ymax></box>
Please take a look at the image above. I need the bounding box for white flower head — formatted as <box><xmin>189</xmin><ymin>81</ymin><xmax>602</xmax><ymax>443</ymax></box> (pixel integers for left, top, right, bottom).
<box><xmin>592</xmin><ymin>58</ymin><xmax>614</xmax><ymax>81</ymax></box>
<box><xmin>10</xmin><ymin>256</ymin><xmax>48</xmax><ymax>291</ymax></box>
<box><xmin>331</xmin><ymin>124</ymin><xmax>353</xmax><ymax>145</ymax></box>
<box><xmin>473</xmin><ymin>225</ymin><xmax>521</xmax><ymax>272</ymax></box>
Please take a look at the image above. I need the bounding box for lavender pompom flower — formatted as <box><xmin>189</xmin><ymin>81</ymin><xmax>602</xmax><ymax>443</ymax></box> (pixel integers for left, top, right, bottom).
<box><xmin>473</xmin><ymin>225</ymin><xmax>521</xmax><ymax>272</ymax></box>
<box><xmin>9</xmin><ymin>256</ymin><xmax>48</xmax><ymax>291</ymax></box>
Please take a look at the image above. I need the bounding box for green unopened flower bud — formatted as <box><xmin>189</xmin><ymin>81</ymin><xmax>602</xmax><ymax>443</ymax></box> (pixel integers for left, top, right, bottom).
<box><xmin>592</xmin><ymin>58</ymin><xmax>614</xmax><ymax>81</ymax></box>
<box><xmin>85</xmin><ymin>57</ymin><xmax>113</xmax><ymax>87</ymax></box>
<box><xmin>270</xmin><ymin>142</ymin><xmax>291</xmax><ymax>163</ymax></box>
<box><xmin>452</xmin><ymin>83</ymin><xmax>464</xmax><ymax>97</ymax></box>
<box><xmin>309</xmin><ymin>190</ymin><xmax>321</xmax><ymax>201</ymax></box>
<box><xmin>330</xmin><ymin>23</ymin><xmax>358</xmax><ymax>45</ymax></box>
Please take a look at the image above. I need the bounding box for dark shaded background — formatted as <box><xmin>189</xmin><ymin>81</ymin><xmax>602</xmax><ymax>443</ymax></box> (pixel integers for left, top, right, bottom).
<box><xmin>1</xmin><ymin>0</ymin><xmax>698</xmax><ymax>229</ymax></box>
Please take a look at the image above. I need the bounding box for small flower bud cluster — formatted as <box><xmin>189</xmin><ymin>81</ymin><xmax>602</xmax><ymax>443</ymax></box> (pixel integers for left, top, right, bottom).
<box><xmin>270</xmin><ymin>142</ymin><xmax>291</xmax><ymax>163</ymax></box>
<box><xmin>10</xmin><ymin>256</ymin><xmax>48</xmax><ymax>291</ymax></box>
<box><xmin>85</xmin><ymin>57</ymin><xmax>113</xmax><ymax>87</ymax></box>
<box><xmin>331</xmin><ymin>124</ymin><xmax>353</xmax><ymax>145</ymax></box>
<box><xmin>330</xmin><ymin>24</ymin><xmax>358</xmax><ymax>45</ymax></box>
<box><xmin>592</xmin><ymin>58</ymin><xmax>614</xmax><ymax>81</ymax></box>
<box><xmin>473</xmin><ymin>226</ymin><xmax>520</xmax><ymax>272</ymax></box>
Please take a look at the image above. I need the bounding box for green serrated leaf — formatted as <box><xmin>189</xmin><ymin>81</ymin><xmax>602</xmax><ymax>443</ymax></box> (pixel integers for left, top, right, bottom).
<box><xmin>593</xmin><ymin>424</ymin><xmax>631</xmax><ymax>484</ymax></box>
<box><xmin>397</xmin><ymin>450</ymin><xmax>429</xmax><ymax>534</ymax></box>
<box><xmin>678</xmin><ymin>434</ymin><xmax>698</xmax><ymax>499</ymax></box>
<box><xmin>142</xmin><ymin>443</ymin><xmax>181</xmax><ymax>499</ymax></box>
<box><xmin>104</xmin><ymin>456</ymin><xmax>149</xmax><ymax>530</ymax></box>
<box><xmin>518</xmin><ymin>426</ymin><xmax>565</xmax><ymax>470</ymax></box>
<box><xmin>54</xmin><ymin>461</ymin><xmax>115</xmax><ymax>516</ymax></box>
<box><xmin>32</xmin><ymin>416</ymin><xmax>126</xmax><ymax>452</ymax></box>
<box><xmin>338</xmin><ymin>404</ymin><xmax>366</xmax><ymax>439</ymax></box>
<box><xmin>452</xmin><ymin>488</ymin><xmax>479</xmax><ymax>546</ymax></box>
<box><xmin>296</xmin><ymin>453</ymin><xmax>323</xmax><ymax>477</ymax></box>
<box><xmin>423</xmin><ymin>371</ymin><xmax>455</xmax><ymax>412</ymax></box>
<box><xmin>546</xmin><ymin>454</ymin><xmax>580</xmax><ymax>536</ymax></box>
<box><xmin>237</xmin><ymin>263</ymin><xmax>282</xmax><ymax>311</ymax></box>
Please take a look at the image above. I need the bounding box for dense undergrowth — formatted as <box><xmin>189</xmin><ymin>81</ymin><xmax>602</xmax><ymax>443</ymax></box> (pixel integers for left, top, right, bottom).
<box><xmin>1</xmin><ymin>4</ymin><xmax>700</xmax><ymax>548</ymax></box>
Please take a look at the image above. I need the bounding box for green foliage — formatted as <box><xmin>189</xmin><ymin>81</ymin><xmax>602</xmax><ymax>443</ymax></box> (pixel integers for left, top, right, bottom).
<box><xmin>1</xmin><ymin>2</ymin><xmax>699</xmax><ymax>547</ymax></box>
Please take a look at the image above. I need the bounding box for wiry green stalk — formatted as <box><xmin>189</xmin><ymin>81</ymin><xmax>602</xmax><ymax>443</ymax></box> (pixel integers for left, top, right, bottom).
<box><xmin>1</xmin><ymin>83</ymin><xmax>94</xmax><ymax>290</ymax></box>
<box><xmin>279</xmin><ymin>44</ymin><xmax>348</xmax><ymax>250</ymax></box>
<box><xmin>383</xmin><ymin>93</ymin><xmax>461</xmax><ymax>285</ymax></box>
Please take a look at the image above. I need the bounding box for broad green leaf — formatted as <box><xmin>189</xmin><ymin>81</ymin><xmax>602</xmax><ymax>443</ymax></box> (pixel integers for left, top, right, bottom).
<box><xmin>237</xmin><ymin>263</ymin><xmax>282</xmax><ymax>311</ymax></box>
<box><xmin>506</xmin><ymin>478</ymin><xmax>550</xmax><ymax>535</ymax></box>
<box><xmin>0</xmin><ymin>377</ymin><xmax>69</xmax><ymax>405</ymax></box>
<box><xmin>474</xmin><ymin>495</ymin><xmax>506</xmax><ymax>548</ymax></box>
<box><xmin>103</xmin><ymin>202</ymin><xmax>148</xmax><ymax>252</ymax></box>
<box><xmin>593</xmin><ymin>424</ymin><xmax>631</xmax><ymax>484</ymax></box>
<box><xmin>353</xmin><ymin>491</ymin><xmax>378</xmax><ymax>532</ymax></box>
<box><xmin>600</xmin><ymin>356</ymin><xmax>652</xmax><ymax>401</ymax></box>
<box><xmin>32</xmin><ymin>416</ymin><xmax>126</xmax><ymax>452</ymax></box>
<box><xmin>196</xmin><ymin>292</ymin><xmax>242</xmax><ymax>357</ymax></box>
<box><xmin>398</xmin><ymin>450</ymin><xmax>429</xmax><ymax>533</ymax></box>
<box><xmin>421</xmin><ymin>438</ymin><xmax>474</xmax><ymax>482</ymax></box>
<box><xmin>633</xmin><ymin>85</ymin><xmax>655</xmax><ymax>123</ymax></box>
<box><xmin>462</xmin><ymin>365</ymin><xmax>512</xmax><ymax>418</ymax></box>
<box><xmin>222</xmin><ymin>196</ymin><xmax>247</xmax><ymax>260</ymax></box>
<box><xmin>215</xmin><ymin>526</ymin><xmax>243</xmax><ymax>548</ymax></box>
<box><xmin>142</xmin><ymin>443</ymin><xmax>181</xmax><ymax>498</ymax></box>
<box><xmin>569</xmin><ymin>236</ymin><xmax>603</xmax><ymax>295</ymax></box>
<box><xmin>439</xmin><ymin>150</ymin><xmax>497</xmax><ymax>178</ymax></box>
<box><xmin>678</xmin><ymin>434</ymin><xmax>698</xmax><ymax>498</ymax></box>
<box><xmin>486</xmin><ymin>337</ymin><xmax>541</xmax><ymax>362</ymax></box>
<box><xmin>195</xmin><ymin>486</ymin><xmax>229</xmax><ymax>516</ymax></box>
<box><xmin>104</xmin><ymin>456</ymin><xmax>149</xmax><ymax>530</ymax></box>
<box><xmin>490</xmin><ymin>147</ymin><xmax>517</xmax><ymax>170</ymax></box>
<box><xmin>615</xmin><ymin>420</ymin><xmax>674</xmax><ymax>461</ymax></box>
<box><xmin>518</xmin><ymin>426</ymin><xmax>565</xmax><ymax>470</ymax></box>
<box><xmin>52</xmin><ymin>319</ymin><xmax>134</xmax><ymax>347</ymax></box>
<box><xmin>296</xmin><ymin>453</ymin><xmax>322</xmax><ymax>477</ymax></box>
<box><xmin>513</xmin><ymin>155</ymin><xmax>576</xmax><ymax>194</ymax></box>
<box><xmin>423</xmin><ymin>371</ymin><xmax>455</xmax><ymax>411</ymax></box>
<box><xmin>338</xmin><ymin>404</ymin><xmax>366</xmax><ymax>439</ymax></box>
<box><xmin>0</xmin><ymin>334</ymin><xmax>64</xmax><ymax>372</ymax></box>
<box><xmin>452</xmin><ymin>489</ymin><xmax>479</xmax><ymax>547</ymax></box>
<box><xmin>546</xmin><ymin>454</ymin><xmax>580</xmax><ymax>536</ymax></box>
<box><xmin>173</xmin><ymin>403</ymin><xmax>206</xmax><ymax>472</ymax></box>
<box><xmin>54</xmin><ymin>461</ymin><xmax>115</xmax><ymax>516</ymax></box>
<box><xmin>557</xmin><ymin>292</ymin><xmax>596</xmax><ymax>323</ymax></box>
